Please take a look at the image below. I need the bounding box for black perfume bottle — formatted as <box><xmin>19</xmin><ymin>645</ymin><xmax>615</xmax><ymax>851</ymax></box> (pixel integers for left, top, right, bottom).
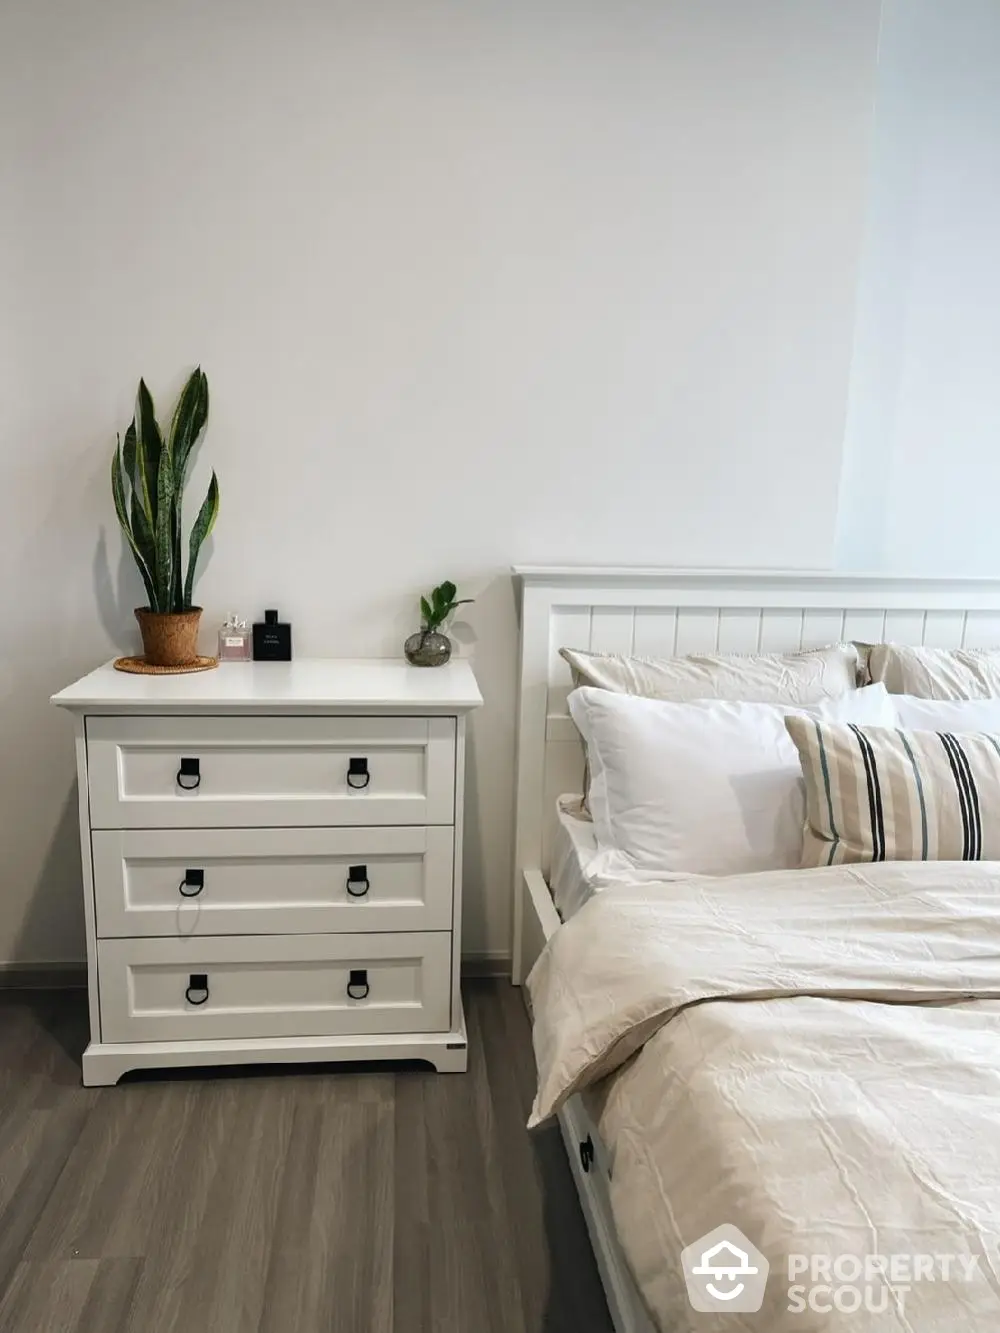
<box><xmin>252</xmin><ymin>609</ymin><xmax>292</xmax><ymax>661</ymax></box>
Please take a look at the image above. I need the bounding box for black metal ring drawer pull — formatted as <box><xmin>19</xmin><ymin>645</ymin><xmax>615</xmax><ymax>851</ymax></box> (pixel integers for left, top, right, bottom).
<box><xmin>185</xmin><ymin>973</ymin><xmax>210</xmax><ymax>1005</ymax></box>
<box><xmin>347</xmin><ymin>968</ymin><xmax>370</xmax><ymax>1000</ymax></box>
<box><xmin>579</xmin><ymin>1135</ymin><xmax>595</xmax><ymax>1174</ymax></box>
<box><xmin>346</xmin><ymin>864</ymin><xmax>370</xmax><ymax>898</ymax></box>
<box><xmin>346</xmin><ymin>757</ymin><xmax>370</xmax><ymax>790</ymax></box>
<box><xmin>176</xmin><ymin>757</ymin><xmax>201</xmax><ymax>791</ymax></box>
<box><xmin>179</xmin><ymin>868</ymin><xmax>204</xmax><ymax>898</ymax></box>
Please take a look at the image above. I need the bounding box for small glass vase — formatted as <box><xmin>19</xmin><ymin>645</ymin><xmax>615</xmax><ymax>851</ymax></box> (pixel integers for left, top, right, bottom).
<box><xmin>404</xmin><ymin>629</ymin><xmax>452</xmax><ymax>667</ymax></box>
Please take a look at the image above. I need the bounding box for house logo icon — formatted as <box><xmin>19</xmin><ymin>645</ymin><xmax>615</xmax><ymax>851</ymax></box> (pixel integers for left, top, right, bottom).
<box><xmin>681</xmin><ymin>1223</ymin><xmax>770</xmax><ymax>1312</ymax></box>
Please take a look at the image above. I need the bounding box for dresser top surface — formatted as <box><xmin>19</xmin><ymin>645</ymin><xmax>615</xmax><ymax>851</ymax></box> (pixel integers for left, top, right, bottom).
<box><xmin>52</xmin><ymin>658</ymin><xmax>483</xmax><ymax>714</ymax></box>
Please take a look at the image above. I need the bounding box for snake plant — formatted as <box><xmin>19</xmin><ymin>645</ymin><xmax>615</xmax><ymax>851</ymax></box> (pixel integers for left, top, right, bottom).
<box><xmin>111</xmin><ymin>369</ymin><xmax>219</xmax><ymax>613</ymax></box>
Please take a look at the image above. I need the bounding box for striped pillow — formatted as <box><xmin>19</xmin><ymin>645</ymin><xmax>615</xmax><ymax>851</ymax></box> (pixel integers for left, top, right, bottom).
<box><xmin>785</xmin><ymin>717</ymin><xmax>1000</xmax><ymax>866</ymax></box>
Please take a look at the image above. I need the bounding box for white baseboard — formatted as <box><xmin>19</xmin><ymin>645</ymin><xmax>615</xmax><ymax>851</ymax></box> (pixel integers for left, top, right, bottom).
<box><xmin>460</xmin><ymin>952</ymin><xmax>512</xmax><ymax>978</ymax></box>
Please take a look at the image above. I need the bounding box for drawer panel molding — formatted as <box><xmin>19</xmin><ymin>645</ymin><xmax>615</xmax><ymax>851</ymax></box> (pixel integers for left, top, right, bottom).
<box><xmin>98</xmin><ymin>931</ymin><xmax>453</xmax><ymax>1043</ymax></box>
<box><xmin>86</xmin><ymin>715</ymin><xmax>456</xmax><ymax>829</ymax></box>
<box><xmin>92</xmin><ymin>825</ymin><xmax>455</xmax><ymax>937</ymax></box>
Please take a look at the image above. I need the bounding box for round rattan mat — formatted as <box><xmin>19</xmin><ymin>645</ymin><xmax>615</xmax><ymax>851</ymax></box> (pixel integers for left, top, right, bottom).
<box><xmin>113</xmin><ymin>656</ymin><xmax>219</xmax><ymax>675</ymax></box>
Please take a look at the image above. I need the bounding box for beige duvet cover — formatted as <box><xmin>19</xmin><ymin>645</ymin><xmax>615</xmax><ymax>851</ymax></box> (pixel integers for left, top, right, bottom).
<box><xmin>527</xmin><ymin>862</ymin><xmax>1000</xmax><ymax>1332</ymax></box>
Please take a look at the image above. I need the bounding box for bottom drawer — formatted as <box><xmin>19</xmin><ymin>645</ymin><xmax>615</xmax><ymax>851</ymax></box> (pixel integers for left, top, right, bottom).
<box><xmin>98</xmin><ymin>932</ymin><xmax>451</xmax><ymax>1043</ymax></box>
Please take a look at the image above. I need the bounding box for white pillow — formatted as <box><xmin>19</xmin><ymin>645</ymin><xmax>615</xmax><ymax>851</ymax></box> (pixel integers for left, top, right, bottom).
<box><xmin>562</xmin><ymin>642</ymin><xmax>863</xmax><ymax>817</ymax></box>
<box><xmin>569</xmin><ymin>683</ymin><xmax>897</xmax><ymax>880</ymax></box>
<box><xmin>894</xmin><ymin>695</ymin><xmax>1000</xmax><ymax>733</ymax></box>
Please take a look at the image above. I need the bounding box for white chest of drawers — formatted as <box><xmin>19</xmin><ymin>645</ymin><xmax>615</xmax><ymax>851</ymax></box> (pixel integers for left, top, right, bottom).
<box><xmin>52</xmin><ymin>658</ymin><xmax>482</xmax><ymax>1086</ymax></box>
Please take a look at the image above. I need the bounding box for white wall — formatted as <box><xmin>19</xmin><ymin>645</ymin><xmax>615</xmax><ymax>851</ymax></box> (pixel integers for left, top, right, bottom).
<box><xmin>836</xmin><ymin>0</ymin><xmax>1000</xmax><ymax>572</ymax></box>
<box><xmin>0</xmin><ymin>0</ymin><xmax>880</xmax><ymax>968</ymax></box>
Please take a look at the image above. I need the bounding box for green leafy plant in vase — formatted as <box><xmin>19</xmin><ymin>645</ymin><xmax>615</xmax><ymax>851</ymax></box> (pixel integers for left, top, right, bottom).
<box><xmin>110</xmin><ymin>368</ymin><xmax>219</xmax><ymax>666</ymax></box>
<box><xmin>405</xmin><ymin>581</ymin><xmax>473</xmax><ymax>667</ymax></box>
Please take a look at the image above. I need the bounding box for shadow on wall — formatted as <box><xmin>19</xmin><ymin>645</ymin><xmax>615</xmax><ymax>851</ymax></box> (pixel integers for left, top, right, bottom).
<box><xmin>93</xmin><ymin>528</ymin><xmax>139</xmax><ymax>651</ymax></box>
<box><xmin>93</xmin><ymin>523</ymin><xmax>217</xmax><ymax>652</ymax></box>
<box><xmin>8</xmin><ymin>724</ymin><xmax>86</xmax><ymax>976</ymax></box>
<box><xmin>2</xmin><ymin>531</ymin><xmax>134</xmax><ymax>983</ymax></box>
<box><xmin>463</xmin><ymin>700</ymin><xmax>484</xmax><ymax>939</ymax></box>
<box><xmin>452</xmin><ymin>570</ymin><xmax>519</xmax><ymax>967</ymax></box>
<box><xmin>5</xmin><ymin>528</ymin><xmax>139</xmax><ymax>977</ymax></box>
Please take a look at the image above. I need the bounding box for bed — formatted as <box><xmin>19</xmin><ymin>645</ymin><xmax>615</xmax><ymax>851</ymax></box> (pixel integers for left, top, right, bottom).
<box><xmin>511</xmin><ymin>567</ymin><xmax>1000</xmax><ymax>1333</ymax></box>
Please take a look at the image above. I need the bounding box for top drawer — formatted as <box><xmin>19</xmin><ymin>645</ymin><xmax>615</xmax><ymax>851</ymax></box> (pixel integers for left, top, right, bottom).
<box><xmin>86</xmin><ymin>715</ymin><xmax>456</xmax><ymax>829</ymax></box>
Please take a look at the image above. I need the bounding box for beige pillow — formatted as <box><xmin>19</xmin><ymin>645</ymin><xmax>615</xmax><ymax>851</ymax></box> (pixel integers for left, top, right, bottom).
<box><xmin>560</xmin><ymin>644</ymin><xmax>863</xmax><ymax>702</ymax></box>
<box><xmin>786</xmin><ymin>714</ymin><xmax>1000</xmax><ymax>866</ymax></box>
<box><xmin>864</xmin><ymin>644</ymin><xmax>1000</xmax><ymax>699</ymax></box>
<box><xmin>561</xmin><ymin>644</ymin><xmax>862</xmax><ymax>814</ymax></box>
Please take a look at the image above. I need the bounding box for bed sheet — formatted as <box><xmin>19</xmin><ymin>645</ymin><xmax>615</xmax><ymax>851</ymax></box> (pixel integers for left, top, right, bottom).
<box><xmin>549</xmin><ymin>797</ymin><xmax>599</xmax><ymax>920</ymax></box>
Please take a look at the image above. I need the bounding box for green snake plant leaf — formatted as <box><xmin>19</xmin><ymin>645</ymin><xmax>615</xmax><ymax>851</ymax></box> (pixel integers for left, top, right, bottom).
<box><xmin>120</xmin><ymin>420</ymin><xmax>155</xmax><ymax>595</ymax></box>
<box><xmin>121</xmin><ymin>421</ymin><xmax>137</xmax><ymax>488</ymax></box>
<box><xmin>111</xmin><ymin>446</ymin><xmax>156</xmax><ymax>607</ymax></box>
<box><xmin>171</xmin><ymin>486</ymin><xmax>183</xmax><ymax>612</ymax></box>
<box><xmin>420</xmin><ymin>596</ymin><xmax>434</xmax><ymax>627</ymax></box>
<box><xmin>129</xmin><ymin>487</ymin><xmax>157</xmax><ymax>601</ymax></box>
<box><xmin>169</xmin><ymin>371</ymin><xmax>209</xmax><ymax>611</ymax></box>
<box><xmin>169</xmin><ymin>368</ymin><xmax>209</xmax><ymax>488</ymax></box>
<box><xmin>134</xmin><ymin>380</ymin><xmax>163</xmax><ymax>525</ymax></box>
<box><xmin>183</xmin><ymin>471</ymin><xmax>219</xmax><ymax>610</ymax></box>
<box><xmin>153</xmin><ymin>434</ymin><xmax>176</xmax><ymax>611</ymax></box>
<box><xmin>171</xmin><ymin>531</ymin><xmax>183</xmax><ymax>609</ymax></box>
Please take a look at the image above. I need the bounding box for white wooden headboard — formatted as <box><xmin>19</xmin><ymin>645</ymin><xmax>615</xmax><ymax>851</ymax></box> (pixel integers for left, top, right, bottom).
<box><xmin>511</xmin><ymin>566</ymin><xmax>1000</xmax><ymax>982</ymax></box>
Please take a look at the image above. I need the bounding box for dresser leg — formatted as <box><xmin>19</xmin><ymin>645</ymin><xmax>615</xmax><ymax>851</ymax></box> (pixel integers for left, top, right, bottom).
<box><xmin>429</xmin><ymin>1044</ymin><xmax>469</xmax><ymax>1073</ymax></box>
<box><xmin>81</xmin><ymin>1044</ymin><xmax>131</xmax><ymax>1087</ymax></box>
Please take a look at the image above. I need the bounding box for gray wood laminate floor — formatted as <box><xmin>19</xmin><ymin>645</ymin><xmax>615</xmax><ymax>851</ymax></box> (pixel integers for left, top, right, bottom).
<box><xmin>0</xmin><ymin>980</ymin><xmax>612</xmax><ymax>1333</ymax></box>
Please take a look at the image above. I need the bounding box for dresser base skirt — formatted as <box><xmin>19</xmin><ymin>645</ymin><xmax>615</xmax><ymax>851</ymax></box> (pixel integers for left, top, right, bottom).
<box><xmin>80</xmin><ymin>1006</ymin><xmax>468</xmax><ymax>1086</ymax></box>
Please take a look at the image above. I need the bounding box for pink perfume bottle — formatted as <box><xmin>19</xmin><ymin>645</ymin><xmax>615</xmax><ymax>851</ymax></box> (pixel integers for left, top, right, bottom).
<box><xmin>217</xmin><ymin>613</ymin><xmax>251</xmax><ymax>662</ymax></box>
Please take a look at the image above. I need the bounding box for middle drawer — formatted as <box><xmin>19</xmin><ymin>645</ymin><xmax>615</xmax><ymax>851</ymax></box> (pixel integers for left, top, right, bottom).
<box><xmin>92</xmin><ymin>825</ymin><xmax>455</xmax><ymax>938</ymax></box>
